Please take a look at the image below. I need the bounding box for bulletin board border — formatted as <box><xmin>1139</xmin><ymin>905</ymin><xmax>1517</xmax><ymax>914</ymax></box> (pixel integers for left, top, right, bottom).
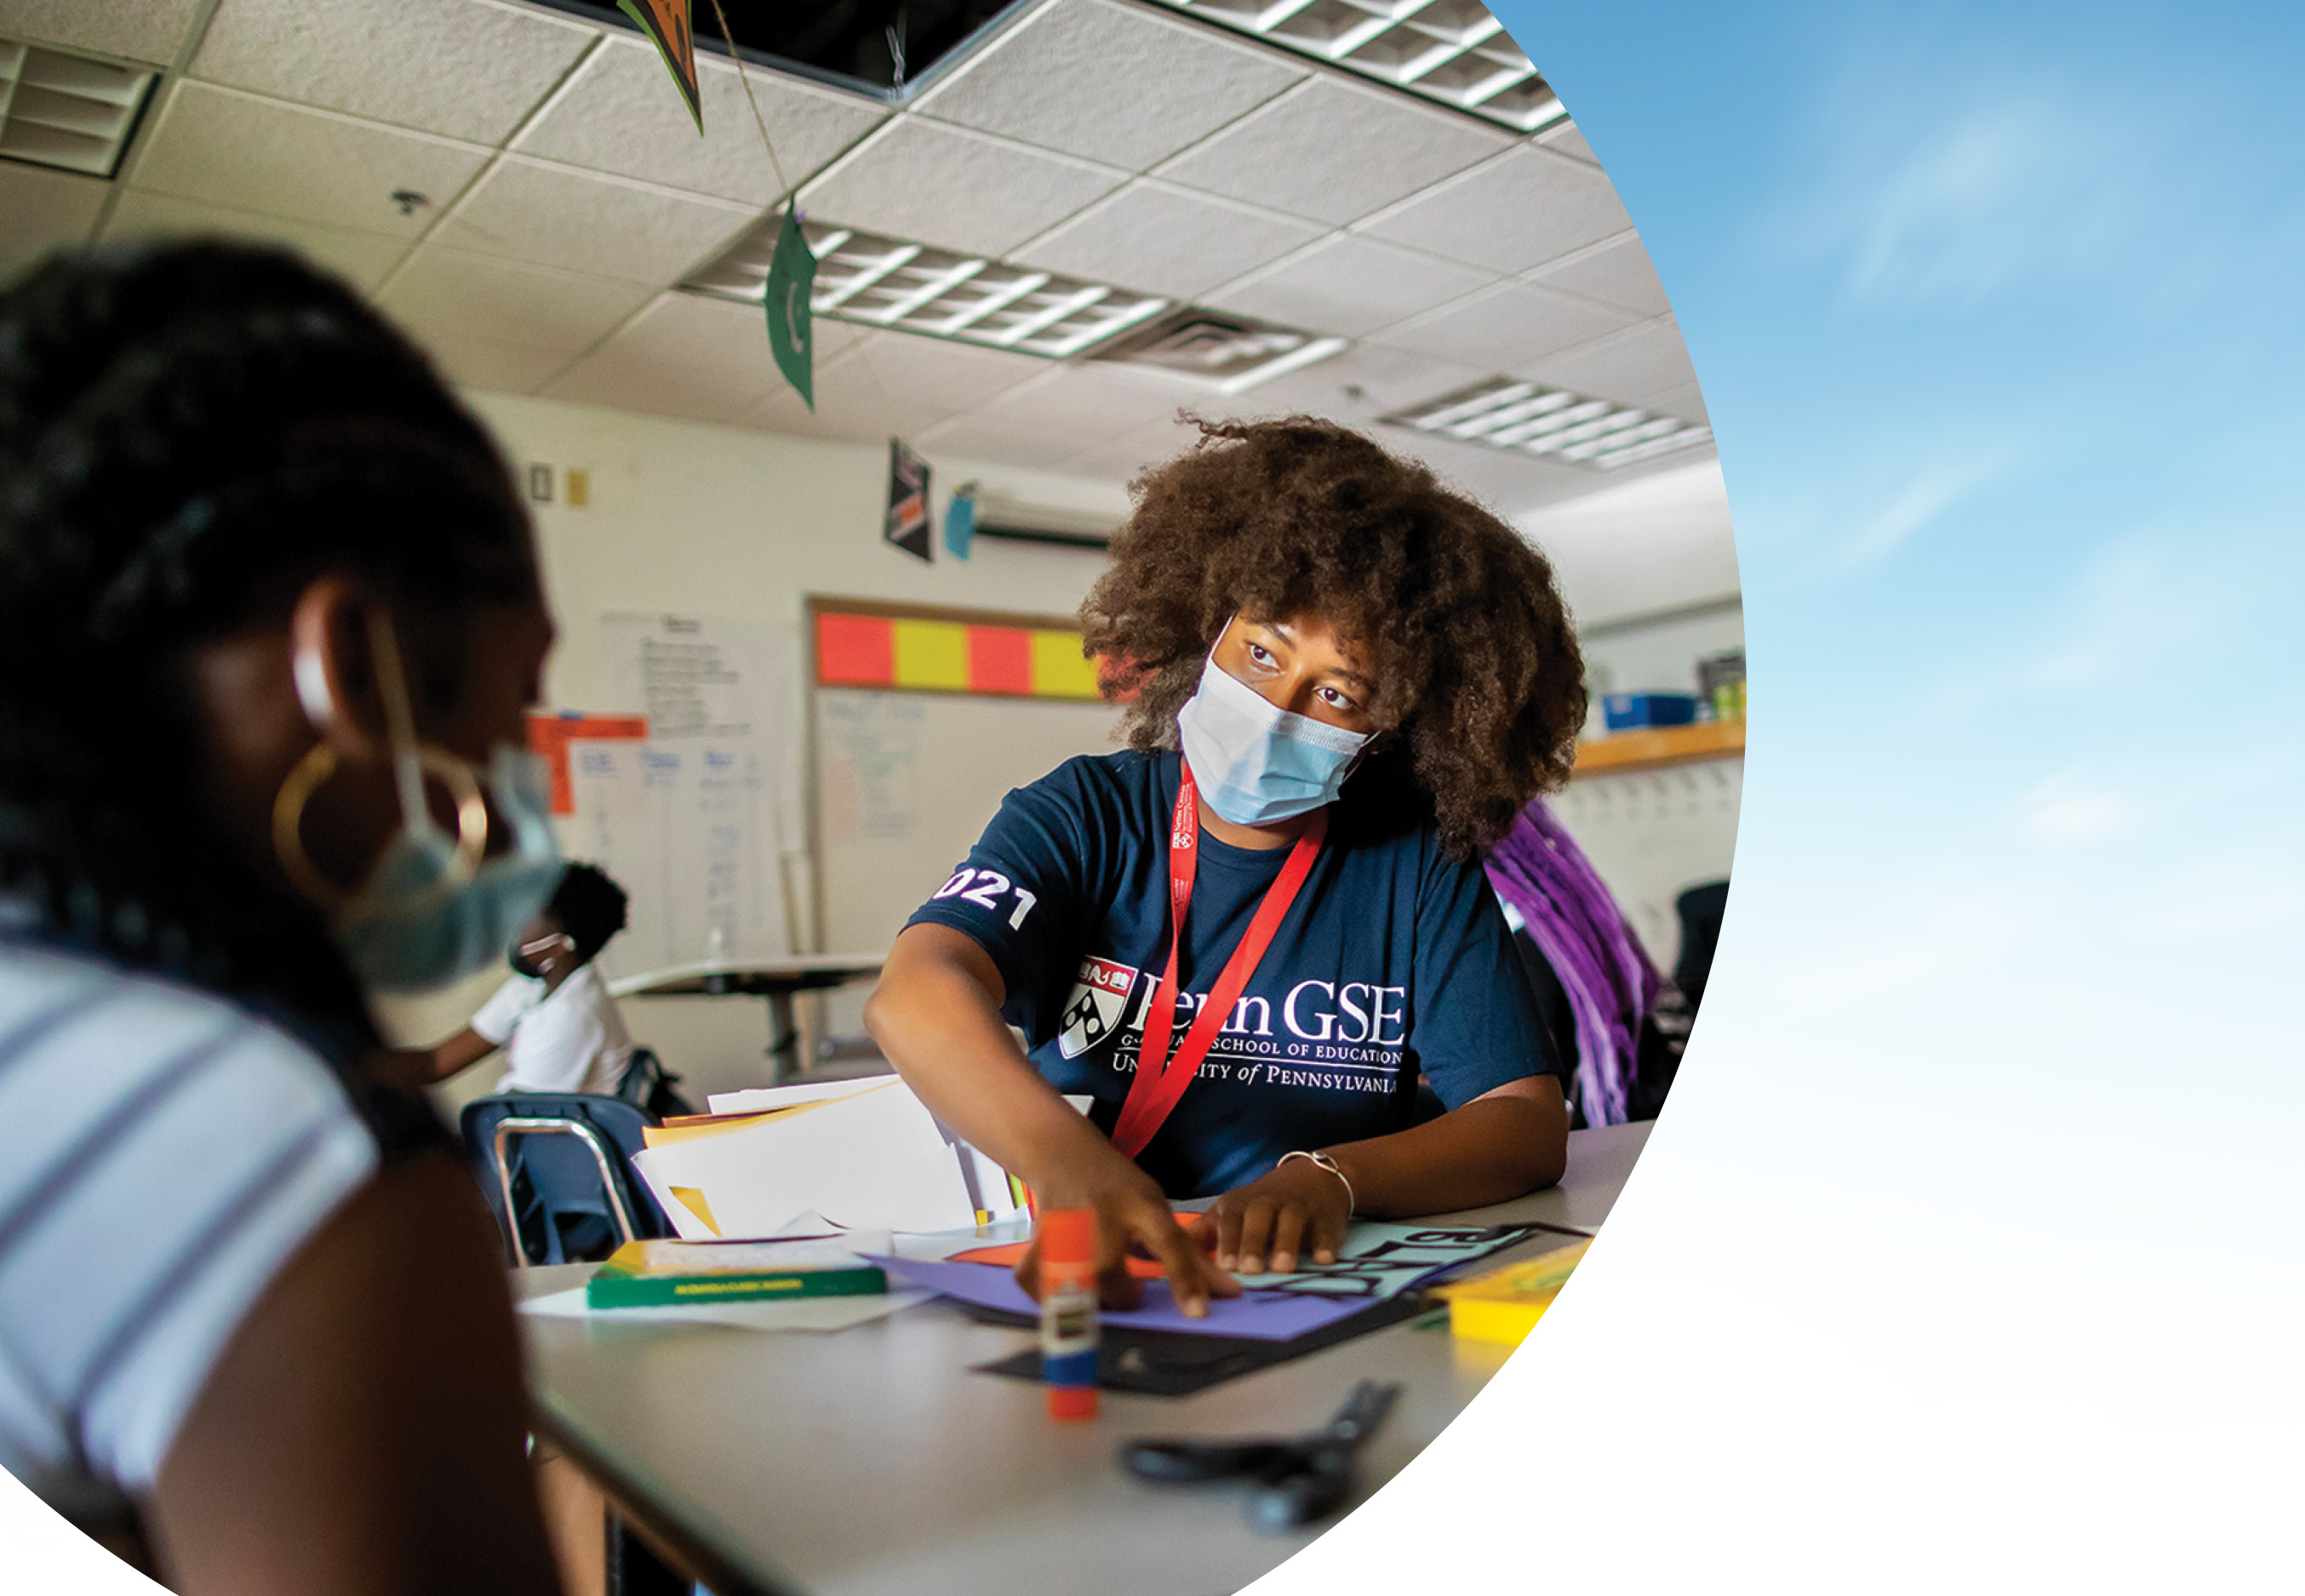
<box><xmin>804</xmin><ymin>594</ymin><xmax>1108</xmax><ymax>704</ymax></box>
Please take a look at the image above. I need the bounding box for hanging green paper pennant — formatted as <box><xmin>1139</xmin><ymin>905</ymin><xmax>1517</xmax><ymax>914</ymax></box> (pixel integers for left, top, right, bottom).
<box><xmin>764</xmin><ymin>208</ymin><xmax>816</xmax><ymax>410</ymax></box>
<box><xmin>617</xmin><ymin>0</ymin><xmax>703</xmax><ymax>133</ymax></box>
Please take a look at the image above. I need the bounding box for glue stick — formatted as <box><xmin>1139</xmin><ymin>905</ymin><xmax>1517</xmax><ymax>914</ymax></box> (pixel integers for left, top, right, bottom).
<box><xmin>1038</xmin><ymin>1209</ymin><xmax>1099</xmax><ymax>1421</ymax></box>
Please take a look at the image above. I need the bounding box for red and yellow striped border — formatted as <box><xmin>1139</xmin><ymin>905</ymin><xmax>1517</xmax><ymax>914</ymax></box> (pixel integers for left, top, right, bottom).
<box><xmin>815</xmin><ymin>608</ymin><xmax>1104</xmax><ymax>701</ymax></box>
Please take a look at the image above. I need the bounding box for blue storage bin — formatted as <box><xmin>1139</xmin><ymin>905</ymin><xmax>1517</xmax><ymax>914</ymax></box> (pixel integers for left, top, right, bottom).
<box><xmin>1602</xmin><ymin>692</ymin><xmax>1699</xmax><ymax>731</ymax></box>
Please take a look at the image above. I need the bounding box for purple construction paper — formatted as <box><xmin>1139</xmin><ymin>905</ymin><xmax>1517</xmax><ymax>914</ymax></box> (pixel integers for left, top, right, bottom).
<box><xmin>867</xmin><ymin>1256</ymin><xmax>1370</xmax><ymax>1341</ymax></box>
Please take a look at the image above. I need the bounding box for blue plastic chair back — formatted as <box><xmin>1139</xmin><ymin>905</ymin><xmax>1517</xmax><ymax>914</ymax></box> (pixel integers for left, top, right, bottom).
<box><xmin>460</xmin><ymin>1093</ymin><xmax>673</xmax><ymax>1267</ymax></box>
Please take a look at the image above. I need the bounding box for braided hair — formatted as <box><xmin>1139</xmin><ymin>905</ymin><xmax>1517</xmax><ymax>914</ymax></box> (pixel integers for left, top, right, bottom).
<box><xmin>0</xmin><ymin>241</ymin><xmax>537</xmax><ymax>1041</ymax></box>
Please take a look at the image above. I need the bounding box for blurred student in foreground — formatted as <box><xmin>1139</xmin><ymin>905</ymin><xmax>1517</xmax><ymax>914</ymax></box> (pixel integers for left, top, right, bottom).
<box><xmin>0</xmin><ymin>242</ymin><xmax>565</xmax><ymax>1593</ymax></box>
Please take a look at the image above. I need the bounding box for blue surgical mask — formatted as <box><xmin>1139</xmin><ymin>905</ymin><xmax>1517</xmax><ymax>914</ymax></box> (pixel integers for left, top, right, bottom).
<box><xmin>335</xmin><ymin>744</ymin><xmax>563</xmax><ymax>992</ymax></box>
<box><xmin>1175</xmin><ymin>651</ymin><xmax>1373</xmax><ymax>827</ymax></box>
<box><xmin>299</xmin><ymin>609</ymin><xmax>564</xmax><ymax>992</ymax></box>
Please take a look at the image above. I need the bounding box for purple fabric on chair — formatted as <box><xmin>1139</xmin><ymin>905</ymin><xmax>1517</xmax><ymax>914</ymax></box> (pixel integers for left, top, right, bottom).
<box><xmin>1483</xmin><ymin>800</ymin><xmax>1658</xmax><ymax>1126</ymax></box>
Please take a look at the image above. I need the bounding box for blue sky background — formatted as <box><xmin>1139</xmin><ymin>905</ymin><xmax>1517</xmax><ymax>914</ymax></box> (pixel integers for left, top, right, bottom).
<box><xmin>1496</xmin><ymin>0</ymin><xmax>2302</xmax><ymax>1154</ymax></box>
<box><xmin>1337</xmin><ymin>4</ymin><xmax>2305</xmax><ymax>1577</ymax></box>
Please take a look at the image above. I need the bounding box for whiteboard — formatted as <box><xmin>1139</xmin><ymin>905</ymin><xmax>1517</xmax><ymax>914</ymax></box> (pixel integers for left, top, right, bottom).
<box><xmin>813</xmin><ymin>686</ymin><xmax>1124</xmax><ymax>1032</ymax></box>
<box><xmin>565</xmin><ymin>613</ymin><xmax>804</xmax><ymax>983</ymax></box>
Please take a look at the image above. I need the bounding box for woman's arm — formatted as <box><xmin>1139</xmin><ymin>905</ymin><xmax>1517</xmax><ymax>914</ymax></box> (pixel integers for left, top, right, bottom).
<box><xmin>1201</xmin><ymin>1074</ymin><xmax>1569</xmax><ymax>1275</ymax></box>
<box><xmin>146</xmin><ymin>1153</ymin><xmax>563</xmax><ymax>1596</ymax></box>
<box><xmin>866</xmin><ymin>923</ymin><xmax>1237</xmax><ymax>1314</ymax></box>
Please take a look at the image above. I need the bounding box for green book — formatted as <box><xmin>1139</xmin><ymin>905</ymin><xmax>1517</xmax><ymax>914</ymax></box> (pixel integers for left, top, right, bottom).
<box><xmin>586</xmin><ymin>1238</ymin><xmax>888</xmax><ymax>1310</ymax></box>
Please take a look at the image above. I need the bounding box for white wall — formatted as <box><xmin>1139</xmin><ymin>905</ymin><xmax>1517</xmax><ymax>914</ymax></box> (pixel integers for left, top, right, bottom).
<box><xmin>373</xmin><ymin>389</ymin><xmax>1126</xmax><ymax>1112</ymax></box>
<box><xmin>1517</xmin><ymin>457</ymin><xmax>1741</xmax><ymax>626</ymax></box>
<box><xmin>1580</xmin><ymin>602</ymin><xmax>1746</xmax><ymax>701</ymax></box>
<box><xmin>1516</xmin><ymin>457</ymin><xmax>1745</xmax><ymax>972</ymax></box>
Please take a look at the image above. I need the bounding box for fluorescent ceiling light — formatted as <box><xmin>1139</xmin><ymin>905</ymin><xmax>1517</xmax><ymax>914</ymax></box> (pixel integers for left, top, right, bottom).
<box><xmin>0</xmin><ymin>37</ymin><xmax>156</xmax><ymax>179</ymax></box>
<box><xmin>1383</xmin><ymin>375</ymin><xmax>1713</xmax><ymax>471</ymax></box>
<box><xmin>684</xmin><ymin>217</ymin><xmax>1171</xmax><ymax>358</ymax></box>
<box><xmin>684</xmin><ymin>220</ymin><xmax>1340</xmax><ymax>386</ymax></box>
<box><xmin>1147</xmin><ymin>0</ymin><xmax>1566</xmax><ymax>134</ymax></box>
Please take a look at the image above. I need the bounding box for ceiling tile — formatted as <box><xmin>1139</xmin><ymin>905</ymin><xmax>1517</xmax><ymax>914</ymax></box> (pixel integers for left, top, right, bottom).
<box><xmin>1153</xmin><ymin>77</ymin><xmax>1508</xmax><ymax>227</ymax></box>
<box><xmin>970</xmin><ymin>363</ymin><xmax>1199</xmax><ymax>441</ymax></box>
<box><xmin>734</xmin><ymin>330</ymin><xmax>972</xmax><ymax>445</ymax></box>
<box><xmin>100</xmin><ymin>187</ymin><xmax>411</xmax><ymax>291</ymax></box>
<box><xmin>0</xmin><ymin>0</ymin><xmax>203</xmax><ymax>65</ymax></box>
<box><xmin>541</xmin><ymin>291</ymin><xmax>789</xmax><ymax>424</ymax></box>
<box><xmin>1524</xmin><ymin>232</ymin><xmax>1671</xmax><ymax>317</ymax></box>
<box><xmin>515</xmin><ymin>37</ymin><xmax>886</xmax><ymax>208</ymax></box>
<box><xmin>1206</xmin><ymin>234</ymin><xmax>1494</xmax><ymax>339</ymax></box>
<box><xmin>828</xmin><ymin>329</ymin><xmax>1048</xmax><ymax>413</ymax></box>
<box><xmin>1650</xmin><ymin>380</ymin><xmax>1708</xmax><ymax>426</ymax></box>
<box><xmin>1374</xmin><ymin>281</ymin><xmax>1639</xmax><ymax>370</ymax></box>
<box><xmin>1358</xmin><ymin>146</ymin><xmax>1633</xmax><ymax>275</ymax></box>
<box><xmin>432</xmin><ymin>157</ymin><xmax>753</xmax><ymax>283</ymax></box>
<box><xmin>377</xmin><ymin>245</ymin><xmax>656</xmax><ymax>361</ymax></box>
<box><xmin>913</xmin><ymin>412</ymin><xmax>1099</xmax><ymax>473</ymax></box>
<box><xmin>915</xmin><ymin>0</ymin><xmax>1303</xmax><ymax>172</ymax></box>
<box><xmin>1010</xmin><ymin>180</ymin><xmax>1320</xmax><ymax>302</ymax></box>
<box><xmin>423</xmin><ymin>335</ymin><xmax>576</xmax><ymax>395</ymax></box>
<box><xmin>799</xmin><ymin>119</ymin><xmax>1125</xmax><ymax>258</ymax></box>
<box><xmin>123</xmin><ymin>81</ymin><xmax>491</xmax><ymax>237</ymax></box>
<box><xmin>1516</xmin><ymin>317</ymin><xmax>1700</xmax><ymax>406</ymax></box>
<box><xmin>0</xmin><ymin>163</ymin><xmax>106</xmax><ymax>279</ymax></box>
<box><xmin>1235</xmin><ymin>340</ymin><xmax>1490</xmax><ymax>426</ymax></box>
<box><xmin>1538</xmin><ymin>120</ymin><xmax>1597</xmax><ymax>165</ymax></box>
<box><xmin>1059</xmin><ymin>432</ymin><xmax>1175</xmax><ymax>483</ymax></box>
<box><xmin>1382</xmin><ymin>431</ymin><xmax>1597</xmax><ymax>517</ymax></box>
<box><xmin>189</xmin><ymin>0</ymin><xmax>597</xmax><ymax>145</ymax></box>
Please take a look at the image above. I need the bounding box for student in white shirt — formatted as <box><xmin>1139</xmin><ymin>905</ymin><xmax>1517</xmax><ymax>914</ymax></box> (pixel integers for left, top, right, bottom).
<box><xmin>416</xmin><ymin>863</ymin><xmax>635</xmax><ymax>1096</ymax></box>
<box><xmin>0</xmin><ymin>242</ymin><xmax>563</xmax><ymax>1593</ymax></box>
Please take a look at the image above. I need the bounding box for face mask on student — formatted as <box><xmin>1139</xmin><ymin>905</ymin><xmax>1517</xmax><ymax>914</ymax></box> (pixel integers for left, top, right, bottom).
<box><xmin>275</xmin><ymin>610</ymin><xmax>563</xmax><ymax>992</ymax></box>
<box><xmin>1175</xmin><ymin>649</ymin><xmax>1373</xmax><ymax>827</ymax></box>
<box><xmin>509</xmin><ymin>930</ymin><xmax>574</xmax><ymax>980</ymax></box>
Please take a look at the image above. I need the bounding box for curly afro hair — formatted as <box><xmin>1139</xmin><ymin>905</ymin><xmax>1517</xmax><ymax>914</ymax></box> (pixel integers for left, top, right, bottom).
<box><xmin>1082</xmin><ymin>416</ymin><xmax>1585</xmax><ymax>858</ymax></box>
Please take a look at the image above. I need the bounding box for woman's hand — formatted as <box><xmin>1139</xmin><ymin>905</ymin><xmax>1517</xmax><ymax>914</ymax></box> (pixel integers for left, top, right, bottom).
<box><xmin>1013</xmin><ymin>1141</ymin><xmax>1241</xmax><ymax>1317</ymax></box>
<box><xmin>1199</xmin><ymin>1156</ymin><xmax>1355</xmax><ymax>1275</ymax></box>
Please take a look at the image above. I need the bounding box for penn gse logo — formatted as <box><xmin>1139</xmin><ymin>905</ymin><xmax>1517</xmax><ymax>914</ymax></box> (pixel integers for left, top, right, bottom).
<box><xmin>1057</xmin><ymin>956</ymin><xmax>1139</xmax><ymax>1059</ymax></box>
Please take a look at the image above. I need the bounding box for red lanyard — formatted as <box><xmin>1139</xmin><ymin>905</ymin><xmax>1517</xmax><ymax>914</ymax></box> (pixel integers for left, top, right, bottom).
<box><xmin>1109</xmin><ymin>761</ymin><xmax>1325</xmax><ymax>1158</ymax></box>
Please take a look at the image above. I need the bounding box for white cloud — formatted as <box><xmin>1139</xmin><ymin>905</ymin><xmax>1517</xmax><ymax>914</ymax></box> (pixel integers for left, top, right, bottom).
<box><xmin>1834</xmin><ymin>451</ymin><xmax>2008</xmax><ymax>568</ymax></box>
<box><xmin>2019</xmin><ymin>781</ymin><xmax>2135</xmax><ymax>846</ymax></box>
<box><xmin>1759</xmin><ymin>23</ymin><xmax>2165</xmax><ymax>314</ymax></box>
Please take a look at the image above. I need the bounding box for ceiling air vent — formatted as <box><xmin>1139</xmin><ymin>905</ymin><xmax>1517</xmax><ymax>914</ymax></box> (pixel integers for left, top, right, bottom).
<box><xmin>1090</xmin><ymin>309</ymin><xmax>1344</xmax><ymax>394</ymax></box>
<box><xmin>1148</xmin><ymin>0</ymin><xmax>1564</xmax><ymax>133</ymax></box>
<box><xmin>684</xmin><ymin>217</ymin><xmax>1170</xmax><ymax>359</ymax></box>
<box><xmin>0</xmin><ymin>37</ymin><xmax>157</xmax><ymax>178</ymax></box>
<box><xmin>1382</xmin><ymin>376</ymin><xmax>1713</xmax><ymax>471</ymax></box>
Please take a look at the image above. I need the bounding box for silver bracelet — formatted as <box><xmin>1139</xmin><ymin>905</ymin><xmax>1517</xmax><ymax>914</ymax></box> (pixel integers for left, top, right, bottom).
<box><xmin>1277</xmin><ymin>1149</ymin><xmax>1354</xmax><ymax>1215</ymax></box>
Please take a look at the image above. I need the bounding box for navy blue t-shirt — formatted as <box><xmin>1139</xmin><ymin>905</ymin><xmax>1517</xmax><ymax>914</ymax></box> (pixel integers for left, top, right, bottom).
<box><xmin>904</xmin><ymin>749</ymin><xmax>1561</xmax><ymax>1198</ymax></box>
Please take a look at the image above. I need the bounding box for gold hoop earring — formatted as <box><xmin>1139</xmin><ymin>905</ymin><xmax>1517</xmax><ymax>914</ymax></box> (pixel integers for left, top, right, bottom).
<box><xmin>272</xmin><ymin>741</ymin><xmax>489</xmax><ymax>912</ymax></box>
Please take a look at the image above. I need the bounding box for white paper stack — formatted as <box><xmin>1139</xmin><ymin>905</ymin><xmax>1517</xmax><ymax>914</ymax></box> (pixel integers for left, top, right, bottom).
<box><xmin>632</xmin><ymin>1080</ymin><xmax>980</xmax><ymax>1238</ymax></box>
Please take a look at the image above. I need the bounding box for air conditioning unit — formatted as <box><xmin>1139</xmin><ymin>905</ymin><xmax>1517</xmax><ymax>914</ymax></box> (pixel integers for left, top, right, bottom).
<box><xmin>965</xmin><ymin>488</ymin><xmax>1120</xmax><ymax>551</ymax></box>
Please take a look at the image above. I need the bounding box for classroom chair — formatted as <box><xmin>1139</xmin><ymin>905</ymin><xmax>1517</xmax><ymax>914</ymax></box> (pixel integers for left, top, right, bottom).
<box><xmin>613</xmin><ymin>1045</ymin><xmax>696</xmax><ymax>1118</ymax></box>
<box><xmin>461</xmin><ymin>1093</ymin><xmax>674</xmax><ymax>1267</ymax></box>
<box><xmin>1673</xmin><ymin>879</ymin><xmax>1730</xmax><ymax>1013</ymax></box>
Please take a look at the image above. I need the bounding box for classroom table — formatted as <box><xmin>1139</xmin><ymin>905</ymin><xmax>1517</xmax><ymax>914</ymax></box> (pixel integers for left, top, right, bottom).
<box><xmin>518</xmin><ymin>1120</ymin><xmax>1650</xmax><ymax>1596</ymax></box>
<box><xmin>609</xmin><ymin>955</ymin><xmax>885</xmax><ymax>1083</ymax></box>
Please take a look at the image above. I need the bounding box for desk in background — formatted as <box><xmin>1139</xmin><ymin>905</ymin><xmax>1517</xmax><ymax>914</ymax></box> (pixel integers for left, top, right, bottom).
<box><xmin>609</xmin><ymin>956</ymin><xmax>884</xmax><ymax>1084</ymax></box>
<box><xmin>519</xmin><ymin>1121</ymin><xmax>1650</xmax><ymax>1596</ymax></box>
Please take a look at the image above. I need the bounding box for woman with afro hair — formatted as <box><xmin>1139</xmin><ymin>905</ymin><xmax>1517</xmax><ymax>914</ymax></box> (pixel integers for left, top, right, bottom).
<box><xmin>868</xmin><ymin>417</ymin><xmax>1587</xmax><ymax>1314</ymax></box>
